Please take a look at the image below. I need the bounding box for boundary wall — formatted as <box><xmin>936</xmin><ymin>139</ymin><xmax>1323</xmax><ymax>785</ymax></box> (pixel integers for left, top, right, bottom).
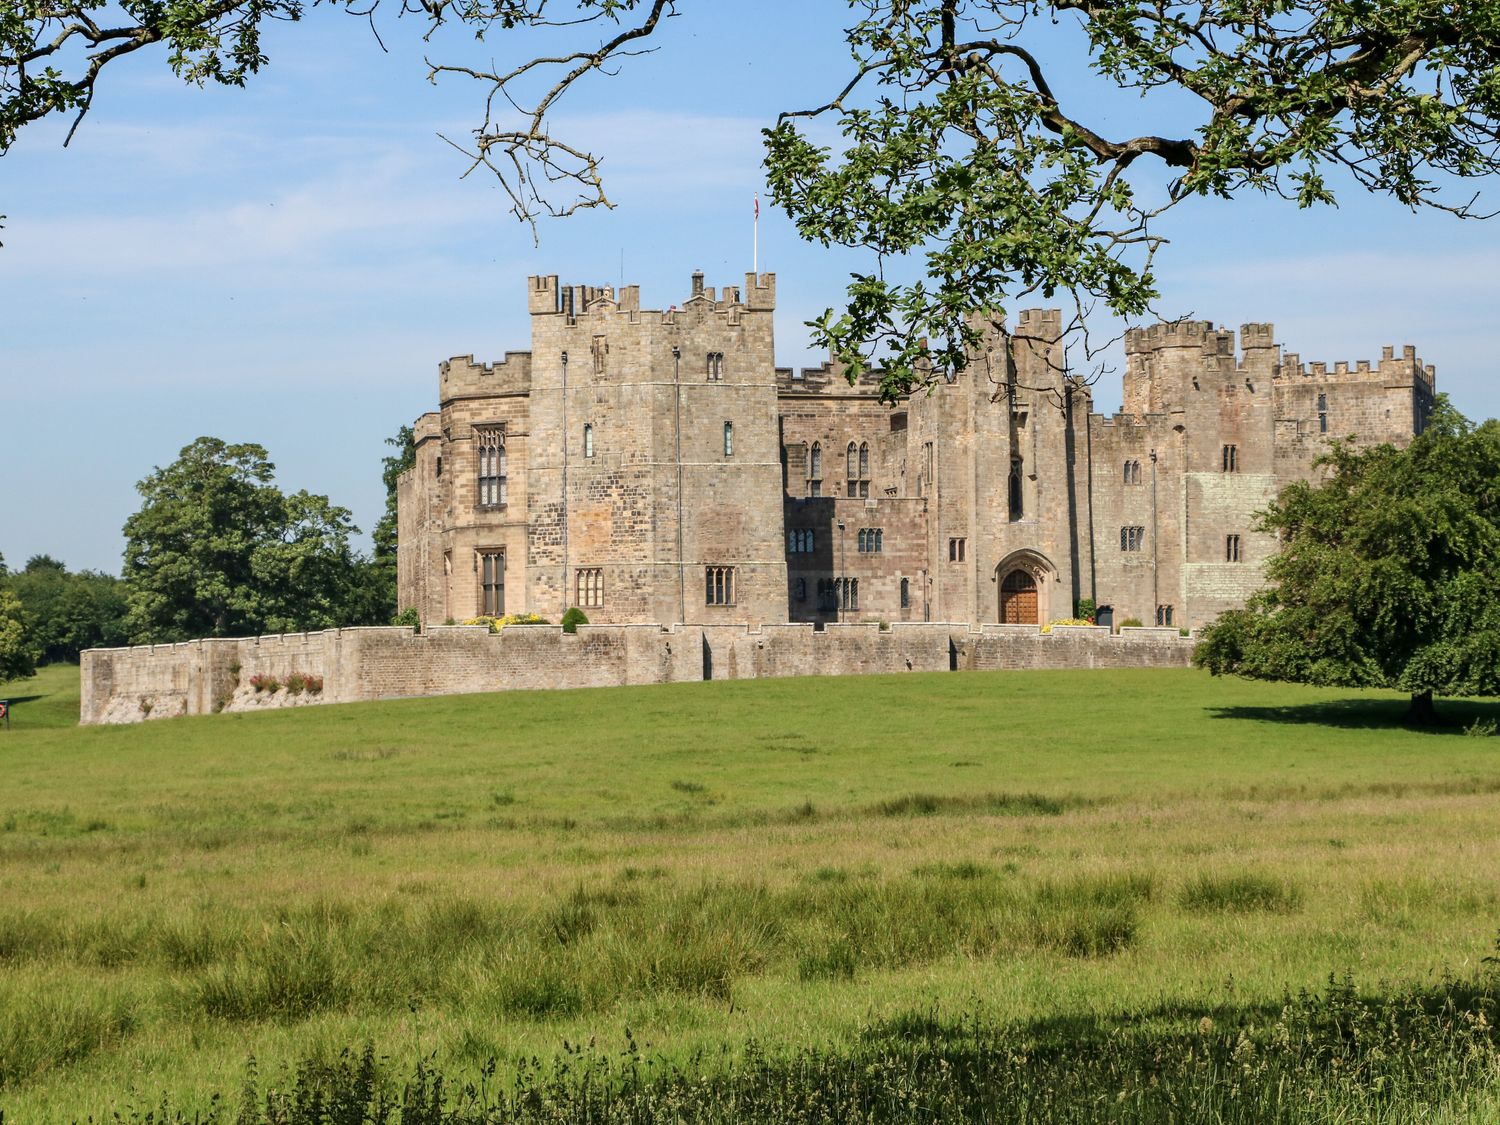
<box><xmin>80</xmin><ymin>623</ymin><xmax>1197</xmax><ymax>725</ymax></box>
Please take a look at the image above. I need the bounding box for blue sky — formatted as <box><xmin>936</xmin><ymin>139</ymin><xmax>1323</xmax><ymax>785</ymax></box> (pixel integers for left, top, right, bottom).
<box><xmin>3</xmin><ymin>3</ymin><xmax>1497</xmax><ymax>574</ymax></box>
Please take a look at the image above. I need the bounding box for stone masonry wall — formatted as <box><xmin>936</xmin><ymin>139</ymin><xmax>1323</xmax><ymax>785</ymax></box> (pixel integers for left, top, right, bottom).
<box><xmin>79</xmin><ymin>622</ymin><xmax>1198</xmax><ymax>725</ymax></box>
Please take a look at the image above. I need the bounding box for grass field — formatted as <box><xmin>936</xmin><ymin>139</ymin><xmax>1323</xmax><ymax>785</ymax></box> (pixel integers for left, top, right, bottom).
<box><xmin>1</xmin><ymin>664</ymin><xmax>1499</xmax><ymax>1121</ymax></box>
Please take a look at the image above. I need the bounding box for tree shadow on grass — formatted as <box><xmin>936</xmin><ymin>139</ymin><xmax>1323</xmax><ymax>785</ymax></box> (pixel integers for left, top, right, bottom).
<box><xmin>0</xmin><ymin>694</ymin><xmax>44</xmax><ymax>706</ymax></box>
<box><xmin>192</xmin><ymin>974</ymin><xmax>1500</xmax><ymax>1125</ymax></box>
<box><xmin>1207</xmin><ymin>696</ymin><xmax>1500</xmax><ymax>735</ymax></box>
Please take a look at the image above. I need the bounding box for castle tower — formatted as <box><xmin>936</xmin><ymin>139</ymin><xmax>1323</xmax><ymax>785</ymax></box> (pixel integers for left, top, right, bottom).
<box><xmin>523</xmin><ymin>272</ymin><xmax>787</xmax><ymax>624</ymax></box>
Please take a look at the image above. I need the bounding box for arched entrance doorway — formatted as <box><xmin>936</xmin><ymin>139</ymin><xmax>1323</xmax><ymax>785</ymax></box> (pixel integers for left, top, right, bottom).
<box><xmin>1000</xmin><ymin>570</ymin><xmax>1038</xmax><ymax>624</ymax></box>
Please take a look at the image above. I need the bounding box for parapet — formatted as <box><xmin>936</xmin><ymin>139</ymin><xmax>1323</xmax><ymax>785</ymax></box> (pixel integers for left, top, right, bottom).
<box><xmin>439</xmin><ymin>351</ymin><xmax>533</xmax><ymax>399</ymax></box>
<box><xmin>528</xmin><ymin>275</ymin><xmax>561</xmax><ymax>315</ymax></box>
<box><xmin>1240</xmin><ymin>323</ymin><xmax>1275</xmax><ymax>350</ymax></box>
<box><xmin>775</xmin><ymin>358</ymin><xmax>868</xmax><ymax>393</ymax></box>
<box><xmin>1275</xmin><ymin>342</ymin><xmax>1434</xmax><ymax>391</ymax></box>
<box><xmin>1014</xmin><ymin>308</ymin><xmax>1062</xmax><ymax>340</ymax></box>
<box><xmin>744</xmin><ymin>271</ymin><xmax>776</xmax><ymax>311</ymax></box>
<box><xmin>1125</xmin><ymin>319</ymin><xmax>1216</xmax><ymax>354</ymax></box>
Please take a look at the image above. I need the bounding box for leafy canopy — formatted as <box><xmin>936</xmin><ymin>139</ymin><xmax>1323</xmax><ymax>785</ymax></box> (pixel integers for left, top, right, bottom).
<box><xmin>1194</xmin><ymin>400</ymin><xmax>1500</xmax><ymax>715</ymax></box>
<box><xmin>9</xmin><ymin>2</ymin><xmax>1500</xmax><ymax>394</ymax></box>
<box><xmin>3</xmin><ymin>556</ymin><xmax>128</xmax><ymax>662</ymax></box>
<box><xmin>122</xmin><ymin>436</ymin><xmax>364</xmax><ymax>642</ymax></box>
<box><xmin>0</xmin><ymin>586</ymin><xmax>35</xmax><ymax>681</ymax></box>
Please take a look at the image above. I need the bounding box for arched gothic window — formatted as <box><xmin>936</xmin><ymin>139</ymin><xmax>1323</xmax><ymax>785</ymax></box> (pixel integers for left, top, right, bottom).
<box><xmin>477</xmin><ymin>428</ymin><xmax>507</xmax><ymax>507</ymax></box>
<box><xmin>810</xmin><ymin>441</ymin><xmax>822</xmax><ymax>479</ymax></box>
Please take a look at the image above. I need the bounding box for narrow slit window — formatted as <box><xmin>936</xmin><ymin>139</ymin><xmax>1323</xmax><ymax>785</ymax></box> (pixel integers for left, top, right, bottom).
<box><xmin>839</xmin><ymin>577</ymin><xmax>859</xmax><ymax>611</ymax></box>
<box><xmin>583</xmin><ymin>423</ymin><xmax>595</xmax><ymax>459</ymax></box>
<box><xmin>479</xmin><ymin>551</ymin><xmax>505</xmax><ymax>616</ymax></box>
<box><xmin>900</xmin><ymin>577</ymin><xmax>910</xmax><ymax>609</ymax></box>
<box><xmin>723</xmin><ymin>421</ymin><xmax>734</xmax><ymax>457</ymax></box>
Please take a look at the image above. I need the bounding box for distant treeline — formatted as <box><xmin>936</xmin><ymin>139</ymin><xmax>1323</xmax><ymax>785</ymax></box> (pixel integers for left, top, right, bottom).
<box><xmin>0</xmin><ymin>428</ymin><xmax>415</xmax><ymax>678</ymax></box>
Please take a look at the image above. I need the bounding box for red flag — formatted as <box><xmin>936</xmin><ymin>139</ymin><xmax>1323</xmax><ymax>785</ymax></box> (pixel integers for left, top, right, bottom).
<box><xmin>754</xmin><ymin>194</ymin><xmax>760</xmax><ymax>220</ymax></box>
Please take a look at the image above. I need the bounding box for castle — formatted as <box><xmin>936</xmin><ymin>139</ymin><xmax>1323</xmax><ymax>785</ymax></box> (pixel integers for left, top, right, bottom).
<box><xmin>395</xmin><ymin>271</ymin><xmax>1435</xmax><ymax>632</ymax></box>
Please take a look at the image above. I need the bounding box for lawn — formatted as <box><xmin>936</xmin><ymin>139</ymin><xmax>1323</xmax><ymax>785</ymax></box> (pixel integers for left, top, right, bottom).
<box><xmin>1</xmin><ymin>664</ymin><xmax>1499</xmax><ymax>1121</ymax></box>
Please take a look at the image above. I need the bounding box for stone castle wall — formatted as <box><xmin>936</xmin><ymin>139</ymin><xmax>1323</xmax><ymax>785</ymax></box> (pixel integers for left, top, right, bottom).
<box><xmin>79</xmin><ymin>623</ymin><xmax>1198</xmax><ymax>725</ymax></box>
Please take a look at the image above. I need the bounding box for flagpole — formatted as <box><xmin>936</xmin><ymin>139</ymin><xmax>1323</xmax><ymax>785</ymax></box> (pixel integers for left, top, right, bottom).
<box><xmin>753</xmin><ymin>193</ymin><xmax>759</xmax><ymax>275</ymax></box>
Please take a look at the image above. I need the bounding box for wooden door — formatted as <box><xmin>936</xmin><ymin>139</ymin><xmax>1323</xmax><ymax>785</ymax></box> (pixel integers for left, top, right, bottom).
<box><xmin>1000</xmin><ymin>570</ymin><xmax>1038</xmax><ymax>624</ymax></box>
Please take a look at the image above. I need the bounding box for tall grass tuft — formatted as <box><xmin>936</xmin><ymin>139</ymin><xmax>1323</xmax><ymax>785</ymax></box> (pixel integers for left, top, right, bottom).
<box><xmin>0</xmin><ymin>985</ymin><xmax>137</xmax><ymax>1087</ymax></box>
<box><xmin>1178</xmin><ymin>872</ymin><xmax>1303</xmax><ymax>914</ymax></box>
<box><xmin>870</xmin><ymin>791</ymin><xmax>1085</xmax><ymax>817</ymax></box>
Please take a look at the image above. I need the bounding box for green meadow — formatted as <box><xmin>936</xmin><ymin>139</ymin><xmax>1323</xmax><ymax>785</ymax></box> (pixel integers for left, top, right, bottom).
<box><xmin>2</xmin><ymin>664</ymin><xmax>1500</xmax><ymax>1121</ymax></box>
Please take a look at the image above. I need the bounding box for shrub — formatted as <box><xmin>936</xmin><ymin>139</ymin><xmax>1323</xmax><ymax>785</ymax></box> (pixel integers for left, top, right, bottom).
<box><xmin>248</xmin><ymin>674</ymin><xmax>280</xmax><ymax>694</ymax></box>
<box><xmin>561</xmin><ymin>607</ymin><xmax>589</xmax><ymax>633</ymax></box>
<box><xmin>1118</xmin><ymin>617</ymin><xmax>1144</xmax><ymax>630</ymax></box>
<box><xmin>1464</xmin><ymin>716</ymin><xmax>1497</xmax><ymax>738</ymax></box>
<box><xmin>1075</xmin><ymin>597</ymin><xmax>1096</xmax><ymax>622</ymax></box>
<box><xmin>392</xmin><ymin>607</ymin><xmax>420</xmax><ymax>630</ymax></box>
<box><xmin>305</xmin><ymin>675</ymin><xmax>324</xmax><ymax>695</ymax></box>
<box><xmin>285</xmin><ymin>672</ymin><xmax>307</xmax><ymax>696</ymax></box>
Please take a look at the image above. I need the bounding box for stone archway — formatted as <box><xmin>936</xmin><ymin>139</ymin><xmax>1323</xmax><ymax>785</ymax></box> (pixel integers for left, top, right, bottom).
<box><xmin>995</xmin><ymin>549</ymin><xmax>1056</xmax><ymax>625</ymax></box>
<box><xmin>1000</xmin><ymin>570</ymin><xmax>1037</xmax><ymax>624</ymax></box>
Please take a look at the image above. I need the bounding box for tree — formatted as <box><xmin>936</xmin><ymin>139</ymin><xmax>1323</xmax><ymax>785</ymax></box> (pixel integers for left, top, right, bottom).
<box><xmin>8</xmin><ymin>2</ymin><xmax>1500</xmax><ymax>390</ymax></box>
<box><xmin>369</xmin><ymin>424</ymin><xmax>416</xmax><ymax>621</ymax></box>
<box><xmin>4</xmin><ymin>555</ymin><xmax>129</xmax><ymax>662</ymax></box>
<box><xmin>122</xmin><ymin>436</ymin><xmax>364</xmax><ymax>641</ymax></box>
<box><xmin>1194</xmin><ymin>401</ymin><xmax>1500</xmax><ymax>725</ymax></box>
<box><xmin>0</xmin><ymin>587</ymin><xmax>36</xmax><ymax>682</ymax></box>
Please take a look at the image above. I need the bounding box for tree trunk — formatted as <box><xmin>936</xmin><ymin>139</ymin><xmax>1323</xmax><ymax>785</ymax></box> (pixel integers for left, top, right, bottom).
<box><xmin>1405</xmin><ymin>690</ymin><xmax>1442</xmax><ymax>727</ymax></box>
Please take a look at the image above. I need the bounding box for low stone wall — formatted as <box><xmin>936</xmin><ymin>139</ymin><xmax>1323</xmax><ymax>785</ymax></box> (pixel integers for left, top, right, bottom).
<box><xmin>700</xmin><ymin>622</ymin><xmax>957</xmax><ymax>681</ymax></box>
<box><xmin>80</xmin><ymin>622</ymin><xmax>1199</xmax><ymax>725</ymax></box>
<box><xmin>962</xmin><ymin>624</ymin><xmax>1197</xmax><ymax>671</ymax></box>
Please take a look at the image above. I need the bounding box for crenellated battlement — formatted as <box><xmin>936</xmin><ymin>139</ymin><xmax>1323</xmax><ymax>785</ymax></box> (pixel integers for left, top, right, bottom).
<box><xmin>1275</xmin><ymin>343</ymin><xmax>1435</xmax><ymax>392</ymax></box>
<box><xmin>527</xmin><ymin>271</ymin><xmax>776</xmax><ymax>326</ymax></box>
<box><xmin>1124</xmin><ymin>319</ymin><xmax>1221</xmax><ymax>353</ymax></box>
